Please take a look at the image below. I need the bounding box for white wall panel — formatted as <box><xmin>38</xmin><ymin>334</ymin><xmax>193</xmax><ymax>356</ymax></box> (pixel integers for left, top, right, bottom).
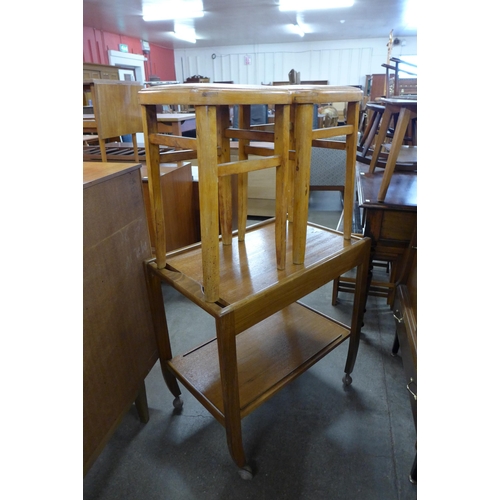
<box><xmin>174</xmin><ymin>37</ymin><xmax>417</xmax><ymax>89</ymax></box>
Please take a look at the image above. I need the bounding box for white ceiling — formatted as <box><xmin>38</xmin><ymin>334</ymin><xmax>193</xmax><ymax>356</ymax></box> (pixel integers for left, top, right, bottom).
<box><xmin>83</xmin><ymin>0</ymin><xmax>417</xmax><ymax>50</ymax></box>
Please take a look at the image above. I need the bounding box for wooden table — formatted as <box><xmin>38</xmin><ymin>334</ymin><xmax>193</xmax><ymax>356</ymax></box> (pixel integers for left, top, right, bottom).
<box><xmin>334</xmin><ymin>162</ymin><xmax>416</xmax><ymax>306</ymax></box>
<box><xmin>358</xmin><ymin>162</ymin><xmax>416</xmax><ymax>305</ymax></box>
<box><xmin>157</xmin><ymin>112</ymin><xmax>196</xmax><ymax>135</ymax></box>
<box><xmin>368</xmin><ymin>97</ymin><xmax>417</xmax><ymax>202</ymax></box>
<box><xmin>83</xmin><ymin>162</ymin><xmax>158</xmax><ymax>475</ymax></box>
<box><xmin>83</xmin><ymin>112</ymin><xmax>196</xmax><ymax>136</ymax></box>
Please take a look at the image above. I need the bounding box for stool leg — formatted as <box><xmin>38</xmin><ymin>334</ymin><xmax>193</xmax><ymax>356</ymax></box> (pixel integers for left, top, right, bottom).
<box><xmin>368</xmin><ymin>108</ymin><xmax>392</xmax><ymax>173</ymax></box>
<box><xmin>217</xmin><ymin>105</ymin><xmax>233</xmax><ymax>246</ymax></box>
<box><xmin>292</xmin><ymin>103</ymin><xmax>313</xmax><ymax>265</ymax></box>
<box><xmin>274</xmin><ymin>103</ymin><xmax>291</xmax><ymax>270</ymax></box>
<box><xmin>237</xmin><ymin>105</ymin><xmax>251</xmax><ymax>241</ymax></box>
<box><xmin>376</xmin><ymin>107</ymin><xmax>412</xmax><ymax>202</ymax></box>
<box><xmin>196</xmin><ymin>105</ymin><xmax>220</xmax><ymax>302</ymax></box>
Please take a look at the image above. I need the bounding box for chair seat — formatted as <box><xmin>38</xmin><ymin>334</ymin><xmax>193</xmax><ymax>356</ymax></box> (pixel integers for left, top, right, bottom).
<box><xmin>83</xmin><ymin>142</ymin><xmax>178</xmax><ymax>162</ymax></box>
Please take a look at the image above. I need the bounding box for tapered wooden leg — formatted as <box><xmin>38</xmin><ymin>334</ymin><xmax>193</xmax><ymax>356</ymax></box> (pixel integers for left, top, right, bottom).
<box><xmin>368</xmin><ymin>108</ymin><xmax>392</xmax><ymax>174</ymax></box>
<box><xmin>273</xmin><ymin>103</ymin><xmax>290</xmax><ymax>270</ymax></box>
<box><xmin>218</xmin><ymin>105</ymin><xmax>233</xmax><ymax>246</ymax></box>
<box><xmin>331</xmin><ymin>277</ymin><xmax>340</xmax><ymax>305</ymax></box>
<box><xmin>292</xmin><ymin>103</ymin><xmax>313</xmax><ymax>265</ymax></box>
<box><xmin>391</xmin><ymin>332</ymin><xmax>400</xmax><ymax>356</ymax></box>
<box><xmin>237</xmin><ymin>105</ymin><xmax>251</xmax><ymax>242</ymax></box>
<box><xmin>196</xmin><ymin>105</ymin><xmax>220</xmax><ymax>302</ymax></box>
<box><xmin>343</xmin><ymin>238</ymin><xmax>371</xmax><ymax>384</ymax></box>
<box><xmin>144</xmin><ymin>265</ymin><xmax>182</xmax><ymax>406</ymax></box>
<box><xmin>134</xmin><ymin>380</ymin><xmax>150</xmax><ymax>423</ymax></box>
<box><xmin>409</xmin><ymin>452</ymin><xmax>417</xmax><ymax>484</ymax></box>
<box><xmin>376</xmin><ymin>107</ymin><xmax>412</xmax><ymax>202</ymax></box>
<box><xmin>216</xmin><ymin>315</ymin><xmax>250</xmax><ymax>476</ymax></box>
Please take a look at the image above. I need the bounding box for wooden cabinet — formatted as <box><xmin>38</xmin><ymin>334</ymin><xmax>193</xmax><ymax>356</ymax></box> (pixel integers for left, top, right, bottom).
<box><xmin>365</xmin><ymin>73</ymin><xmax>386</xmax><ymax>100</ymax></box>
<box><xmin>83</xmin><ymin>162</ymin><xmax>158</xmax><ymax>475</ymax></box>
<box><xmin>83</xmin><ymin>64</ymin><xmax>120</xmax><ymax>105</ymax></box>
<box><xmin>140</xmin><ymin>163</ymin><xmax>201</xmax><ymax>252</ymax></box>
<box><xmin>83</xmin><ymin>63</ymin><xmax>120</xmax><ymax>81</ymax></box>
<box><xmin>392</xmin><ymin>229</ymin><xmax>417</xmax><ymax>483</ymax></box>
<box><xmin>333</xmin><ymin>163</ymin><xmax>417</xmax><ymax>306</ymax></box>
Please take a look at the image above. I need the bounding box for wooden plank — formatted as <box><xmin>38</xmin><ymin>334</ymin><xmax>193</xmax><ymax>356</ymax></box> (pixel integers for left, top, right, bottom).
<box><xmin>218</xmin><ymin>155</ymin><xmax>281</xmax><ymax>177</ymax></box>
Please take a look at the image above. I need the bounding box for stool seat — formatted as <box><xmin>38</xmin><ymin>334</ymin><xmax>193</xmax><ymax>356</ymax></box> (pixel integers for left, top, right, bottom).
<box><xmin>369</xmin><ymin>98</ymin><xmax>417</xmax><ymax>202</ymax></box>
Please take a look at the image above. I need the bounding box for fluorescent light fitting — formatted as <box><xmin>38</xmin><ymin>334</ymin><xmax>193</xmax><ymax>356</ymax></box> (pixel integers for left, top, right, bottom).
<box><xmin>279</xmin><ymin>0</ymin><xmax>353</xmax><ymax>11</ymax></box>
<box><xmin>404</xmin><ymin>0</ymin><xmax>417</xmax><ymax>29</ymax></box>
<box><xmin>143</xmin><ymin>0</ymin><xmax>204</xmax><ymax>21</ymax></box>
<box><xmin>291</xmin><ymin>23</ymin><xmax>305</xmax><ymax>37</ymax></box>
<box><xmin>173</xmin><ymin>28</ymin><xmax>197</xmax><ymax>43</ymax></box>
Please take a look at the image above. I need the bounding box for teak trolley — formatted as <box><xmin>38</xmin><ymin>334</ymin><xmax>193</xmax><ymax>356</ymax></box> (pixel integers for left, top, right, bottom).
<box><xmin>139</xmin><ymin>84</ymin><xmax>371</xmax><ymax>478</ymax></box>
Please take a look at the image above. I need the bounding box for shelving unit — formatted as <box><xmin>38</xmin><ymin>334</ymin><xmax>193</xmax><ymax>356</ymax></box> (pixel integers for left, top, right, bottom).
<box><xmin>139</xmin><ymin>84</ymin><xmax>371</xmax><ymax>478</ymax></box>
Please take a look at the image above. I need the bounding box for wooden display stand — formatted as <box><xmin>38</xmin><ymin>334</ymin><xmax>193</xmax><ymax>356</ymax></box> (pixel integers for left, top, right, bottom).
<box><xmin>139</xmin><ymin>84</ymin><xmax>371</xmax><ymax>478</ymax></box>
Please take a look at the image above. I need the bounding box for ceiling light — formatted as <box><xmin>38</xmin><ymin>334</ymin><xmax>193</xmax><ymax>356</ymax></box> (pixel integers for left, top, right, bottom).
<box><xmin>173</xmin><ymin>30</ymin><xmax>197</xmax><ymax>43</ymax></box>
<box><xmin>143</xmin><ymin>0</ymin><xmax>204</xmax><ymax>21</ymax></box>
<box><xmin>173</xmin><ymin>22</ymin><xmax>197</xmax><ymax>43</ymax></box>
<box><xmin>279</xmin><ymin>0</ymin><xmax>354</xmax><ymax>11</ymax></box>
<box><xmin>404</xmin><ymin>0</ymin><xmax>417</xmax><ymax>29</ymax></box>
<box><xmin>291</xmin><ymin>23</ymin><xmax>305</xmax><ymax>37</ymax></box>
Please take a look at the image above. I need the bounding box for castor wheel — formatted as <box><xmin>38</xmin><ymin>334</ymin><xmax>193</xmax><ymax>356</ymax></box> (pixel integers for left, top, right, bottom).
<box><xmin>342</xmin><ymin>373</ymin><xmax>352</xmax><ymax>386</ymax></box>
<box><xmin>238</xmin><ymin>465</ymin><xmax>254</xmax><ymax>480</ymax></box>
<box><xmin>172</xmin><ymin>396</ymin><xmax>183</xmax><ymax>410</ymax></box>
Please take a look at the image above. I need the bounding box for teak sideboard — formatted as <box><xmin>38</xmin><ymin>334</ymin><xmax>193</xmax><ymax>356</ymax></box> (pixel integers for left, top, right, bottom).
<box><xmin>83</xmin><ymin>162</ymin><xmax>158</xmax><ymax>475</ymax></box>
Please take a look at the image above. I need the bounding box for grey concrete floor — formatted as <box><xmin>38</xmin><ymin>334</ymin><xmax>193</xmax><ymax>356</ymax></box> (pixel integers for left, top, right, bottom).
<box><xmin>83</xmin><ymin>192</ymin><xmax>417</xmax><ymax>499</ymax></box>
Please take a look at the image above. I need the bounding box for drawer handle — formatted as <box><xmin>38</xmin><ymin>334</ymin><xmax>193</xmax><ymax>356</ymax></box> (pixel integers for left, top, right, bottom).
<box><xmin>393</xmin><ymin>311</ymin><xmax>403</xmax><ymax>323</ymax></box>
<box><xmin>406</xmin><ymin>378</ymin><xmax>417</xmax><ymax>401</ymax></box>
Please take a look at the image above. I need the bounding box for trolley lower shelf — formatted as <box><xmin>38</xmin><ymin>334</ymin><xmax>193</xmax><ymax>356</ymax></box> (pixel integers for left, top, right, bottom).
<box><xmin>168</xmin><ymin>301</ymin><xmax>351</xmax><ymax>424</ymax></box>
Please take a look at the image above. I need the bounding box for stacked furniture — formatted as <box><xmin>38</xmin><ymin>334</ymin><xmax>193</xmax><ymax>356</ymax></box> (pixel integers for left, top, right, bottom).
<box><xmin>139</xmin><ymin>83</ymin><xmax>371</xmax><ymax>478</ymax></box>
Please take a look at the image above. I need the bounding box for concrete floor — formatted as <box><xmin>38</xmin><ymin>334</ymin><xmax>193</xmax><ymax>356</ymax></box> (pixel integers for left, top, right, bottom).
<box><xmin>83</xmin><ymin>192</ymin><xmax>417</xmax><ymax>500</ymax></box>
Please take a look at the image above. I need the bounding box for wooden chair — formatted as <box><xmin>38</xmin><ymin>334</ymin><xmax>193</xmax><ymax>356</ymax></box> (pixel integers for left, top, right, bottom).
<box><xmin>139</xmin><ymin>83</ymin><xmax>371</xmax><ymax>479</ymax></box>
<box><xmin>91</xmin><ymin>79</ymin><xmax>144</xmax><ymax>162</ymax></box>
<box><xmin>85</xmin><ymin>79</ymin><xmax>195</xmax><ymax>164</ymax></box>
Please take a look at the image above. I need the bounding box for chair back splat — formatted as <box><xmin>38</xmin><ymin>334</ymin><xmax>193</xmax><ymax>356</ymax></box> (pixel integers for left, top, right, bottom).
<box><xmin>92</xmin><ymin>79</ymin><xmax>143</xmax><ymax>163</ymax></box>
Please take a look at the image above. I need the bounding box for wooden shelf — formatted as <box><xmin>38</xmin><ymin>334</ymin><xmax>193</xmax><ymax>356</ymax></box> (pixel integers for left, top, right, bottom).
<box><xmin>169</xmin><ymin>301</ymin><xmax>350</xmax><ymax>423</ymax></box>
<box><xmin>155</xmin><ymin>219</ymin><xmax>364</xmax><ymax>314</ymax></box>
